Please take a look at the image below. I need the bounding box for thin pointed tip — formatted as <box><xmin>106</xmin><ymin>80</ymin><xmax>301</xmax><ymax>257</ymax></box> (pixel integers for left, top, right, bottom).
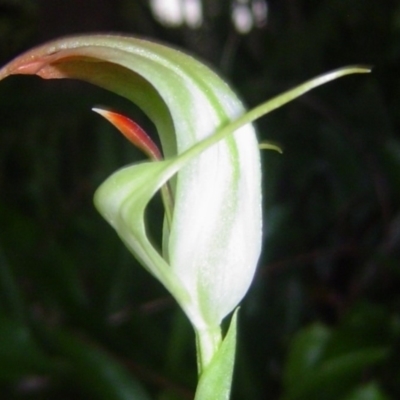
<box><xmin>336</xmin><ymin>64</ymin><xmax>373</xmax><ymax>74</ymax></box>
<box><xmin>92</xmin><ymin>107</ymin><xmax>117</xmax><ymax>122</ymax></box>
<box><xmin>259</xmin><ymin>142</ymin><xmax>283</xmax><ymax>154</ymax></box>
<box><xmin>92</xmin><ymin>107</ymin><xmax>107</xmax><ymax>116</ymax></box>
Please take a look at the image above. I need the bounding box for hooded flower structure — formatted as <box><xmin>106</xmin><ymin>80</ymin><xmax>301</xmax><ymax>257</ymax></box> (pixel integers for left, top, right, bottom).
<box><xmin>91</xmin><ymin>101</ymin><xmax>262</xmax><ymax>336</ymax></box>
<box><xmin>88</xmin><ymin>49</ymin><xmax>263</xmax><ymax>333</ymax></box>
<box><xmin>0</xmin><ymin>35</ymin><xmax>262</xmax><ymax>332</ymax></box>
<box><xmin>0</xmin><ymin>35</ymin><xmax>370</xmax><ymax>383</ymax></box>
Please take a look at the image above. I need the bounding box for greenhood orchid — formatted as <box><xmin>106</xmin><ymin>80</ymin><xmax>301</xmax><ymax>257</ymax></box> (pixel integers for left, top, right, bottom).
<box><xmin>0</xmin><ymin>34</ymin><xmax>370</xmax><ymax>399</ymax></box>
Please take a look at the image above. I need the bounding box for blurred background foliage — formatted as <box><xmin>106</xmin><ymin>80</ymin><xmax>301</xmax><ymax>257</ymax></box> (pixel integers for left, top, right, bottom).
<box><xmin>0</xmin><ymin>0</ymin><xmax>400</xmax><ymax>399</ymax></box>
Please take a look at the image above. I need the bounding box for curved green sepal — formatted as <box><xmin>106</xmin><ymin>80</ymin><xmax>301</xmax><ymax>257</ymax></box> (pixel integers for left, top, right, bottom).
<box><xmin>93</xmin><ymin>158</ymin><xmax>199</xmax><ymax>324</ymax></box>
<box><xmin>194</xmin><ymin>310</ymin><xmax>238</xmax><ymax>400</ymax></box>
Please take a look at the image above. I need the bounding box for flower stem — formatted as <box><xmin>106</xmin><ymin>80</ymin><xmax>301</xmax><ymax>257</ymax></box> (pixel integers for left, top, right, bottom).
<box><xmin>195</xmin><ymin>326</ymin><xmax>223</xmax><ymax>374</ymax></box>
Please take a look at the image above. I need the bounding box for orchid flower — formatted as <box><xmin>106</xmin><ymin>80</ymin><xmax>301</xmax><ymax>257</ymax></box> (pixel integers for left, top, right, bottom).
<box><xmin>0</xmin><ymin>34</ymin><xmax>370</xmax><ymax>399</ymax></box>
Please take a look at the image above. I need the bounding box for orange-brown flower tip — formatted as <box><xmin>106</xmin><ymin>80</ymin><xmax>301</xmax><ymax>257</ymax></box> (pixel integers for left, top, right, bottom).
<box><xmin>93</xmin><ymin>107</ymin><xmax>163</xmax><ymax>161</ymax></box>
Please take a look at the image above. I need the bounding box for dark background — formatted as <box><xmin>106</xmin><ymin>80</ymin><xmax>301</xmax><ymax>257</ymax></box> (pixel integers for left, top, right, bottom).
<box><xmin>0</xmin><ymin>1</ymin><xmax>399</xmax><ymax>399</ymax></box>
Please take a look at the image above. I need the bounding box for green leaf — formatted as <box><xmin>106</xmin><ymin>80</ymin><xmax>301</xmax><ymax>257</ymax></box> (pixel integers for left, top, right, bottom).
<box><xmin>283</xmin><ymin>301</ymin><xmax>396</xmax><ymax>400</ymax></box>
<box><xmin>323</xmin><ymin>303</ymin><xmax>394</xmax><ymax>359</ymax></box>
<box><xmin>343</xmin><ymin>383</ymin><xmax>391</xmax><ymax>400</ymax></box>
<box><xmin>283</xmin><ymin>322</ymin><xmax>388</xmax><ymax>400</ymax></box>
<box><xmin>283</xmin><ymin>323</ymin><xmax>331</xmax><ymax>392</ymax></box>
<box><xmin>54</xmin><ymin>330</ymin><xmax>151</xmax><ymax>400</ymax></box>
<box><xmin>0</xmin><ymin>244</ymin><xmax>25</xmax><ymax>322</ymax></box>
<box><xmin>0</xmin><ymin>313</ymin><xmax>54</xmax><ymax>380</ymax></box>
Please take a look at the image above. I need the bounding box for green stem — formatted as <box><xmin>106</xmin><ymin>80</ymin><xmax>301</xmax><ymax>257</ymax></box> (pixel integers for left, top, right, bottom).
<box><xmin>195</xmin><ymin>326</ymin><xmax>223</xmax><ymax>375</ymax></box>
